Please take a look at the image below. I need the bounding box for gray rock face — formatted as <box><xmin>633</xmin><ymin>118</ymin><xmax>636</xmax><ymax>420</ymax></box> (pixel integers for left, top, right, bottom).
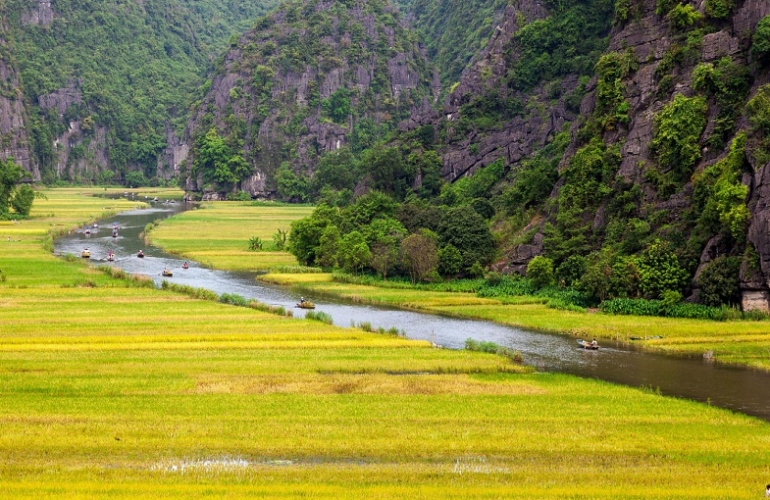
<box><xmin>748</xmin><ymin>162</ymin><xmax>770</xmax><ymax>289</ymax></box>
<box><xmin>38</xmin><ymin>82</ymin><xmax>82</xmax><ymax>116</ymax></box>
<box><xmin>433</xmin><ymin>1</ymin><xmax>558</xmax><ymax>182</ymax></box>
<box><xmin>20</xmin><ymin>0</ymin><xmax>54</xmax><ymax>27</ymax></box>
<box><xmin>0</xmin><ymin>16</ymin><xmax>35</xmax><ymax>179</ymax></box>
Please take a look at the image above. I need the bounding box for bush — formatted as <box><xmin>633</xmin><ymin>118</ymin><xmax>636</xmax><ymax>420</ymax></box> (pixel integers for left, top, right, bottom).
<box><xmin>527</xmin><ymin>256</ymin><xmax>555</xmax><ymax>290</ymax></box>
<box><xmin>697</xmin><ymin>256</ymin><xmax>741</xmax><ymax>307</ymax></box>
<box><xmin>464</xmin><ymin>339</ymin><xmax>523</xmax><ymax>364</ymax></box>
<box><xmin>438</xmin><ymin>244</ymin><xmax>462</xmax><ymax>277</ymax></box>
<box><xmin>704</xmin><ymin>0</ymin><xmax>734</xmax><ymax>19</ymax></box>
<box><xmin>667</xmin><ymin>4</ymin><xmax>703</xmax><ymax>30</ymax></box>
<box><xmin>219</xmin><ymin>293</ymin><xmax>249</xmax><ymax>306</ymax></box>
<box><xmin>600</xmin><ymin>297</ymin><xmax>738</xmax><ymax>320</ymax></box>
<box><xmin>651</xmin><ymin>94</ymin><xmax>708</xmax><ymax>183</ymax></box>
<box><xmin>752</xmin><ymin>16</ymin><xmax>770</xmax><ymax>63</ymax></box>
<box><xmin>305</xmin><ymin>310</ymin><xmax>333</xmax><ymax>324</ymax></box>
<box><xmin>638</xmin><ymin>239</ymin><xmax>689</xmax><ymax>299</ymax></box>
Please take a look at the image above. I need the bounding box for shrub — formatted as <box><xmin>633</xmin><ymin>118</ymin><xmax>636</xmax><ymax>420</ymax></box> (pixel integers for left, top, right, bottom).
<box><xmin>248</xmin><ymin>236</ymin><xmax>263</xmax><ymax>251</ymax></box>
<box><xmin>438</xmin><ymin>244</ymin><xmax>462</xmax><ymax>277</ymax></box>
<box><xmin>667</xmin><ymin>4</ymin><xmax>703</xmax><ymax>30</ymax></box>
<box><xmin>305</xmin><ymin>310</ymin><xmax>333</xmax><ymax>324</ymax></box>
<box><xmin>704</xmin><ymin>0</ymin><xmax>734</xmax><ymax>19</ymax></box>
<box><xmin>527</xmin><ymin>256</ymin><xmax>555</xmax><ymax>289</ymax></box>
<box><xmin>697</xmin><ymin>256</ymin><xmax>741</xmax><ymax>307</ymax></box>
<box><xmin>651</xmin><ymin>94</ymin><xmax>708</xmax><ymax>183</ymax></box>
<box><xmin>219</xmin><ymin>293</ymin><xmax>249</xmax><ymax>306</ymax></box>
<box><xmin>751</xmin><ymin>16</ymin><xmax>770</xmax><ymax>63</ymax></box>
<box><xmin>638</xmin><ymin>240</ymin><xmax>689</xmax><ymax>299</ymax></box>
<box><xmin>555</xmin><ymin>255</ymin><xmax>587</xmax><ymax>288</ymax></box>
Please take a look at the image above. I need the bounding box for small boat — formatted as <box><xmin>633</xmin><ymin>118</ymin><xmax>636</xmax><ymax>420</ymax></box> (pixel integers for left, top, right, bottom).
<box><xmin>162</xmin><ymin>269</ymin><xmax>173</xmax><ymax>277</ymax></box>
<box><xmin>137</xmin><ymin>250</ymin><xmax>145</xmax><ymax>258</ymax></box>
<box><xmin>182</xmin><ymin>262</ymin><xmax>189</xmax><ymax>270</ymax></box>
<box><xmin>577</xmin><ymin>339</ymin><xmax>600</xmax><ymax>350</ymax></box>
<box><xmin>296</xmin><ymin>301</ymin><xmax>316</xmax><ymax>310</ymax></box>
<box><xmin>81</xmin><ymin>249</ymin><xmax>91</xmax><ymax>258</ymax></box>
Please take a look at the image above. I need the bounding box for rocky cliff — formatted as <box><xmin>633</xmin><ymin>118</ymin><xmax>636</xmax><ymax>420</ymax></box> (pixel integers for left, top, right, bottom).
<box><xmin>0</xmin><ymin>1</ymin><xmax>33</xmax><ymax>178</ymax></box>
<box><xmin>448</xmin><ymin>0</ymin><xmax>770</xmax><ymax>309</ymax></box>
<box><xmin>182</xmin><ymin>0</ymin><xmax>435</xmax><ymax>197</ymax></box>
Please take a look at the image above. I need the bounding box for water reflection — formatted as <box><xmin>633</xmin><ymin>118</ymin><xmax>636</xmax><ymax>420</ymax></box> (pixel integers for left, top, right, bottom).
<box><xmin>55</xmin><ymin>202</ymin><xmax>770</xmax><ymax>420</ymax></box>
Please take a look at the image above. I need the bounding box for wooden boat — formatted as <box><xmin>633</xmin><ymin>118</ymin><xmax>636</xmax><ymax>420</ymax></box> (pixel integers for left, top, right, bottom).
<box><xmin>296</xmin><ymin>301</ymin><xmax>316</xmax><ymax>309</ymax></box>
<box><xmin>577</xmin><ymin>339</ymin><xmax>600</xmax><ymax>350</ymax></box>
<box><xmin>81</xmin><ymin>249</ymin><xmax>91</xmax><ymax>258</ymax></box>
<box><xmin>162</xmin><ymin>269</ymin><xmax>173</xmax><ymax>277</ymax></box>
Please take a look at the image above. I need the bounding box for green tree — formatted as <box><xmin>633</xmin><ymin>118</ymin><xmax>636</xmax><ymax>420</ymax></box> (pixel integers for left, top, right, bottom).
<box><xmin>400</xmin><ymin>230</ymin><xmax>439</xmax><ymax>283</ymax></box>
<box><xmin>314</xmin><ymin>147</ymin><xmax>358</xmax><ymax>192</ymax></box>
<box><xmin>337</xmin><ymin>230</ymin><xmax>371</xmax><ymax>274</ymax></box>
<box><xmin>437</xmin><ymin>207</ymin><xmax>496</xmax><ymax>273</ymax></box>
<box><xmin>288</xmin><ymin>205</ymin><xmax>337</xmax><ymax>265</ymax></box>
<box><xmin>526</xmin><ymin>256</ymin><xmax>555</xmax><ymax>289</ymax></box>
<box><xmin>10</xmin><ymin>185</ymin><xmax>35</xmax><ymax>217</ymax></box>
<box><xmin>637</xmin><ymin>239</ymin><xmax>689</xmax><ymax>299</ymax></box>
<box><xmin>438</xmin><ymin>244</ymin><xmax>462</xmax><ymax>277</ymax></box>
<box><xmin>0</xmin><ymin>159</ymin><xmax>28</xmax><ymax>218</ymax></box>
<box><xmin>276</xmin><ymin>163</ymin><xmax>311</xmax><ymax>202</ymax></box>
<box><xmin>125</xmin><ymin>171</ymin><xmax>149</xmax><ymax>188</ymax></box>
<box><xmin>317</xmin><ymin>225</ymin><xmax>341</xmax><ymax>268</ymax></box>
<box><xmin>697</xmin><ymin>256</ymin><xmax>741</xmax><ymax>307</ymax></box>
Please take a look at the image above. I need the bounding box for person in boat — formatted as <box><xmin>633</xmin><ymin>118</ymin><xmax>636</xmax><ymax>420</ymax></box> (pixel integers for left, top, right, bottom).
<box><xmin>590</xmin><ymin>339</ymin><xmax>598</xmax><ymax>347</ymax></box>
<box><xmin>182</xmin><ymin>261</ymin><xmax>189</xmax><ymax>269</ymax></box>
<box><xmin>137</xmin><ymin>250</ymin><xmax>144</xmax><ymax>257</ymax></box>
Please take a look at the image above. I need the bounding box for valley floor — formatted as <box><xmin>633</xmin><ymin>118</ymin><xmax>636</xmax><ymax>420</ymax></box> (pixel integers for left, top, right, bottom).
<box><xmin>2</xmin><ymin>190</ymin><xmax>769</xmax><ymax>498</ymax></box>
<box><xmin>149</xmin><ymin>200</ymin><xmax>770</xmax><ymax>372</ymax></box>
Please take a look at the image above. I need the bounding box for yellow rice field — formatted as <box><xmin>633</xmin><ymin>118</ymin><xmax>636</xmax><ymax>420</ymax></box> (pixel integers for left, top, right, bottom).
<box><xmin>3</xmin><ymin>189</ymin><xmax>770</xmax><ymax>498</ymax></box>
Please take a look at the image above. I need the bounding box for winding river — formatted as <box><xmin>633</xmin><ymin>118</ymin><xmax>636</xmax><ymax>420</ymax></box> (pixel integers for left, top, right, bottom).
<box><xmin>55</xmin><ymin>200</ymin><xmax>770</xmax><ymax>420</ymax></box>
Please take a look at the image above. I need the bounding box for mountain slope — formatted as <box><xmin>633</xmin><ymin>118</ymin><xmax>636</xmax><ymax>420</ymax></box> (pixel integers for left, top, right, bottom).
<box><xmin>182</xmin><ymin>0</ymin><xmax>436</xmax><ymax>197</ymax></box>
<box><xmin>3</xmin><ymin>0</ymin><xmax>281</xmax><ymax>183</ymax></box>
<box><xmin>0</xmin><ymin>0</ymin><xmax>32</xmax><ymax>176</ymax></box>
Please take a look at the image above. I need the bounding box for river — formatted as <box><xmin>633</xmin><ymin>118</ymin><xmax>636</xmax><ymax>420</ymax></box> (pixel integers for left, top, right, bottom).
<box><xmin>55</xmin><ymin>199</ymin><xmax>770</xmax><ymax>420</ymax></box>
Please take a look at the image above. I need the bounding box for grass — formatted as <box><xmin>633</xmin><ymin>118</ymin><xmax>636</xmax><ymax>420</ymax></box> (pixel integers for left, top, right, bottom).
<box><xmin>5</xmin><ymin>189</ymin><xmax>770</xmax><ymax>497</ymax></box>
<box><xmin>146</xmin><ymin>202</ymin><xmax>313</xmax><ymax>271</ymax></box>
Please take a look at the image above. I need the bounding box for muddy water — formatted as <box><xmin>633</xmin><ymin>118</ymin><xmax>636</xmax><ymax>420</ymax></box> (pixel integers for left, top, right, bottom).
<box><xmin>55</xmin><ymin>201</ymin><xmax>770</xmax><ymax>420</ymax></box>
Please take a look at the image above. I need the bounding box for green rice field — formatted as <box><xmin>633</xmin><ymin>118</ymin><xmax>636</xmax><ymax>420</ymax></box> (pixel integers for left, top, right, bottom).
<box><xmin>2</xmin><ymin>189</ymin><xmax>770</xmax><ymax>498</ymax></box>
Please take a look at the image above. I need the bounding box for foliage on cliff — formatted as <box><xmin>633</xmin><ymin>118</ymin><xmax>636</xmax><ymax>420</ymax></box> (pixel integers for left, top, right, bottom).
<box><xmin>184</xmin><ymin>0</ymin><xmax>434</xmax><ymax>192</ymax></box>
<box><xmin>4</xmin><ymin>0</ymin><xmax>280</xmax><ymax>183</ymax></box>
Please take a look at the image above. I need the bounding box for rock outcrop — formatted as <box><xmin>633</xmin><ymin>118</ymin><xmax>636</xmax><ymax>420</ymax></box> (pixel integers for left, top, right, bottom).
<box><xmin>0</xmin><ymin>4</ymin><xmax>34</xmax><ymax>179</ymax></box>
<box><xmin>183</xmin><ymin>0</ymin><xmax>434</xmax><ymax>197</ymax></box>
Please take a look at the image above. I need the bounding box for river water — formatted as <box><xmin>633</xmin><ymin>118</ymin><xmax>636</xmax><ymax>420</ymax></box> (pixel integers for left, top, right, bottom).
<box><xmin>55</xmin><ymin>200</ymin><xmax>770</xmax><ymax>420</ymax></box>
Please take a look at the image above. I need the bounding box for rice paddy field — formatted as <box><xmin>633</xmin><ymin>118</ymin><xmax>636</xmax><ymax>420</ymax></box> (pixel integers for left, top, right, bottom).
<box><xmin>147</xmin><ymin>202</ymin><xmax>314</xmax><ymax>271</ymax></box>
<box><xmin>3</xmin><ymin>189</ymin><xmax>770</xmax><ymax>498</ymax></box>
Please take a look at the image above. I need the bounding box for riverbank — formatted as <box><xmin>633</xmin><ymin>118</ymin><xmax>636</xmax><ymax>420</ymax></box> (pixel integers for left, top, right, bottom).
<box><xmin>146</xmin><ymin>201</ymin><xmax>770</xmax><ymax>371</ymax></box>
<box><xmin>6</xmin><ymin>189</ymin><xmax>768</xmax><ymax>498</ymax></box>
